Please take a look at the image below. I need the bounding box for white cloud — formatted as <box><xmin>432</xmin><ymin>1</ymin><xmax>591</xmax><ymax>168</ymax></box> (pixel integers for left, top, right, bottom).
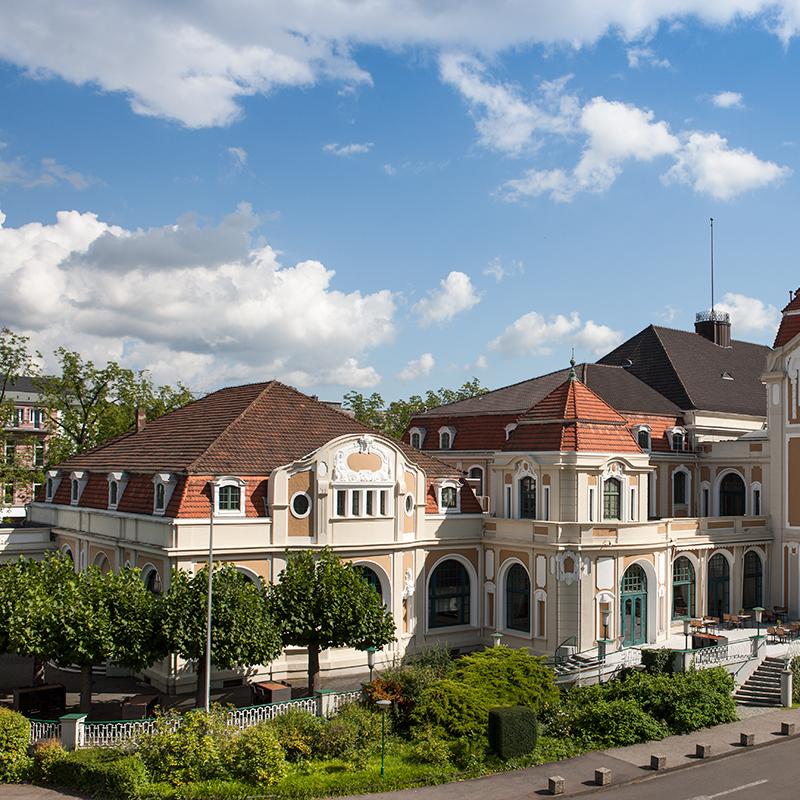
<box><xmin>323</xmin><ymin>142</ymin><xmax>374</xmax><ymax>157</ymax></box>
<box><xmin>483</xmin><ymin>256</ymin><xmax>524</xmax><ymax>281</ymax></box>
<box><xmin>413</xmin><ymin>271</ymin><xmax>481</xmax><ymax>327</ymax></box>
<box><xmin>397</xmin><ymin>352</ymin><xmax>435</xmax><ymax>381</ymax></box>
<box><xmin>714</xmin><ymin>292</ymin><xmax>781</xmax><ymax>334</ymax></box>
<box><xmin>439</xmin><ymin>53</ymin><xmax>578</xmax><ymax>155</ymax></box>
<box><xmin>0</xmin><ymin>150</ymin><xmax>91</xmax><ymax>190</ymax></box>
<box><xmin>626</xmin><ymin>46</ymin><xmax>671</xmax><ymax>69</ymax></box>
<box><xmin>226</xmin><ymin>146</ymin><xmax>248</xmax><ymax>170</ymax></box>
<box><xmin>501</xmin><ymin>97</ymin><xmax>679</xmax><ymax>202</ymax></box>
<box><xmin>0</xmin><ymin>206</ymin><xmax>395</xmax><ymax>390</ymax></box>
<box><xmin>464</xmin><ymin>354</ymin><xmax>489</xmax><ymax>370</ymax></box>
<box><xmin>1</xmin><ymin>3</ymin><xmax>800</xmax><ymax>127</ymax></box>
<box><xmin>662</xmin><ymin>131</ymin><xmax>791</xmax><ymax>200</ymax></box>
<box><xmin>489</xmin><ymin>310</ymin><xmax>622</xmax><ymax>356</ymax></box>
<box><xmin>711</xmin><ymin>90</ymin><xmax>744</xmax><ymax>108</ymax></box>
<box><xmin>382</xmin><ymin>163</ymin><xmax>397</xmax><ymax>176</ymax></box>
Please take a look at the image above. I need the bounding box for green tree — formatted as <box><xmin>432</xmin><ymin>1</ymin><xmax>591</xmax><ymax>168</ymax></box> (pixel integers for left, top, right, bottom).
<box><xmin>343</xmin><ymin>378</ymin><xmax>488</xmax><ymax>440</ymax></box>
<box><xmin>164</xmin><ymin>564</ymin><xmax>283</xmax><ymax>708</ymax></box>
<box><xmin>3</xmin><ymin>555</ymin><xmax>168</xmax><ymax>709</ymax></box>
<box><xmin>35</xmin><ymin>348</ymin><xmax>194</xmax><ymax>463</ymax></box>
<box><xmin>268</xmin><ymin>548</ymin><xmax>396</xmax><ymax>693</ymax></box>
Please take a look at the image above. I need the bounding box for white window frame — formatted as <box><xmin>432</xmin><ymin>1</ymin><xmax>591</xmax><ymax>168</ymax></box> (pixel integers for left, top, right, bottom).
<box><xmin>700</xmin><ymin>481</ymin><xmax>711</xmax><ymax>517</ymax></box>
<box><xmin>45</xmin><ymin>470</ymin><xmax>61</xmax><ymax>501</ymax></box>
<box><xmin>672</xmin><ymin>465</ymin><xmax>692</xmax><ymax>516</ymax></box>
<box><xmin>504</xmin><ymin>484</ymin><xmax>512</xmax><ymax>518</ymax></box>
<box><xmin>542</xmin><ymin>485</ymin><xmax>551</xmax><ymax>521</ymax></box>
<box><xmin>467</xmin><ymin>464</ymin><xmax>484</xmax><ymax>498</ymax></box>
<box><xmin>667</xmin><ymin>426</ymin><xmax>687</xmax><ymax>452</ymax></box>
<box><xmin>70</xmin><ymin>471</ymin><xmax>88</xmax><ymax>506</ymax></box>
<box><xmin>632</xmin><ymin>424</ymin><xmax>651</xmax><ymax>452</ymax></box>
<box><xmin>504</xmin><ymin>423</ymin><xmax>518</xmax><ymax>440</ymax></box>
<box><xmin>408</xmin><ymin>426</ymin><xmax>426</xmax><ymax>449</ymax></box>
<box><xmin>435</xmin><ymin>479</ymin><xmax>461</xmax><ymax>514</ymax></box>
<box><xmin>333</xmin><ymin>486</ymin><xmax>393</xmax><ymax>519</ymax></box>
<box><xmin>588</xmin><ymin>486</ymin><xmax>596</xmax><ymax>522</ymax></box>
<box><xmin>152</xmin><ymin>472</ymin><xmax>177</xmax><ymax>516</ymax></box>
<box><xmin>213</xmin><ymin>475</ymin><xmax>247</xmax><ymax>516</ymax></box>
<box><xmin>437</xmin><ymin>426</ymin><xmax>456</xmax><ymax>450</ymax></box>
<box><xmin>533</xmin><ymin>589</ymin><xmax>547</xmax><ymax>639</ymax></box>
<box><xmin>630</xmin><ymin>486</ymin><xmax>638</xmax><ymax>521</ymax></box>
<box><xmin>107</xmin><ymin>471</ymin><xmax>128</xmax><ymax>510</ymax></box>
<box><xmin>290</xmin><ymin>490</ymin><xmax>313</xmax><ymax>519</ymax></box>
<box><xmin>751</xmin><ymin>481</ymin><xmax>762</xmax><ymax>516</ymax></box>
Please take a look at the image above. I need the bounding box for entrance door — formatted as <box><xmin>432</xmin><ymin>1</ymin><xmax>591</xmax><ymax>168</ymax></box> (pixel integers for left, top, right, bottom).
<box><xmin>620</xmin><ymin>564</ymin><xmax>648</xmax><ymax>646</ymax></box>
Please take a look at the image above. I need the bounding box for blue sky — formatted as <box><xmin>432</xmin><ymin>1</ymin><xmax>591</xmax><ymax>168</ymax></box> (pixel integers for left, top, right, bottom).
<box><xmin>0</xmin><ymin>2</ymin><xmax>798</xmax><ymax>401</ymax></box>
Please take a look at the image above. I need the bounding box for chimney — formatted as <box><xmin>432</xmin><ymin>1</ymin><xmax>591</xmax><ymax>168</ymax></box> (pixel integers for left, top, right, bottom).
<box><xmin>136</xmin><ymin>408</ymin><xmax>147</xmax><ymax>432</ymax></box>
<box><xmin>695</xmin><ymin>310</ymin><xmax>731</xmax><ymax>348</ymax></box>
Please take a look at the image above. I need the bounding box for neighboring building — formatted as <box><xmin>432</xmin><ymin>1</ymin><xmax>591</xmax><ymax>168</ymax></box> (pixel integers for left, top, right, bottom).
<box><xmin>28</xmin><ymin>381</ymin><xmax>483</xmax><ymax>691</ymax></box>
<box><xmin>2</xmin><ymin>377</ymin><xmax>50</xmax><ymax>520</ymax></box>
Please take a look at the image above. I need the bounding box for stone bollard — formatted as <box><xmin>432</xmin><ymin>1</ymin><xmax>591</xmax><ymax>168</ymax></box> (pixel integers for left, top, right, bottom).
<box><xmin>594</xmin><ymin>767</ymin><xmax>611</xmax><ymax>786</ymax></box>
<box><xmin>781</xmin><ymin>668</ymin><xmax>793</xmax><ymax>708</ymax></box>
<box><xmin>547</xmin><ymin>775</ymin><xmax>565</xmax><ymax>795</ymax></box>
<box><xmin>740</xmin><ymin>732</ymin><xmax>755</xmax><ymax>747</ymax></box>
<box><xmin>695</xmin><ymin>743</ymin><xmax>712</xmax><ymax>759</ymax></box>
<box><xmin>781</xmin><ymin>722</ymin><xmax>796</xmax><ymax>736</ymax></box>
<box><xmin>650</xmin><ymin>754</ymin><xmax>666</xmax><ymax>771</ymax></box>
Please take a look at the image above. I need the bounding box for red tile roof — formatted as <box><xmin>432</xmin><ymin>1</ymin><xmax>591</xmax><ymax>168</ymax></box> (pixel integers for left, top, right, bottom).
<box><xmin>504</xmin><ymin>376</ymin><xmax>641</xmax><ymax>453</ymax></box>
<box><xmin>774</xmin><ymin>291</ymin><xmax>800</xmax><ymax>347</ymax></box>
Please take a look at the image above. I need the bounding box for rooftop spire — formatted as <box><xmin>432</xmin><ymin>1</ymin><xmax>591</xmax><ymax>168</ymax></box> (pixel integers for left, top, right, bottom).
<box><xmin>569</xmin><ymin>349</ymin><xmax>576</xmax><ymax>380</ymax></box>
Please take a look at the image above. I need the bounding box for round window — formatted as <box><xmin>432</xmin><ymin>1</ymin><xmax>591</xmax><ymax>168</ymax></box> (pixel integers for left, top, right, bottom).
<box><xmin>291</xmin><ymin>492</ymin><xmax>312</xmax><ymax>518</ymax></box>
<box><xmin>404</xmin><ymin>493</ymin><xmax>414</xmax><ymax>515</ymax></box>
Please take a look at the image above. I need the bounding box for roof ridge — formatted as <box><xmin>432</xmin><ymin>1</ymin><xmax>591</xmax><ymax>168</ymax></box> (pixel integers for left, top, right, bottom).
<box><xmin>186</xmin><ymin>380</ymin><xmax>278</xmax><ymax>472</ymax></box>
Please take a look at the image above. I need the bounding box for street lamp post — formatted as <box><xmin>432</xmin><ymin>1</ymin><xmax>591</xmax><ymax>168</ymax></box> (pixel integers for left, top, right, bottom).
<box><xmin>683</xmin><ymin>618</ymin><xmax>691</xmax><ymax>651</ymax></box>
<box><xmin>376</xmin><ymin>699</ymin><xmax>391</xmax><ymax>777</ymax></box>
<box><xmin>491</xmin><ymin>632</ymin><xmax>503</xmax><ymax>647</ymax></box>
<box><xmin>602</xmin><ymin>610</ymin><xmax>610</xmax><ymax>644</ymax></box>
<box><xmin>204</xmin><ymin>487</ymin><xmax>215</xmax><ymax>713</ymax></box>
<box><xmin>366</xmin><ymin>646</ymin><xmax>377</xmax><ymax>683</ymax></box>
<box><xmin>753</xmin><ymin>606</ymin><xmax>764</xmax><ymax>638</ymax></box>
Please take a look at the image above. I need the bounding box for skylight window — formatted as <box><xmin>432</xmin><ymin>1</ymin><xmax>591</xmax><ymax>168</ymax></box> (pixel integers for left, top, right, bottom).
<box><xmin>721</xmin><ymin>371</ymin><xmax>734</xmax><ymax>381</ymax></box>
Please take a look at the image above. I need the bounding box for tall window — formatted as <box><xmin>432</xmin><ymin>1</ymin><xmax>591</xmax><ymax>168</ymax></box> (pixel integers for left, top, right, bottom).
<box><xmin>218</xmin><ymin>485</ymin><xmax>241</xmax><ymax>511</ymax></box>
<box><xmin>672</xmin><ymin>556</ymin><xmax>695</xmax><ymax>619</ymax></box>
<box><xmin>439</xmin><ymin>431</ymin><xmax>451</xmax><ymax>449</ymax></box>
<box><xmin>719</xmin><ymin>473</ymin><xmax>746</xmax><ymax>516</ymax></box>
<box><xmin>519</xmin><ymin>476</ymin><xmax>536</xmax><ymax>519</ymax></box>
<box><xmin>3</xmin><ymin>442</ymin><xmax>14</xmax><ymax>465</ymax></box>
<box><xmin>441</xmin><ymin>486</ymin><xmax>458</xmax><ymax>509</ymax></box>
<box><xmin>603</xmin><ymin>478</ymin><xmax>621</xmax><ymax>520</ymax></box>
<box><xmin>752</xmin><ymin>487</ymin><xmax>761</xmax><ymax>516</ymax></box>
<box><xmin>707</xmin><ymin>553</ymin><xmax>730</xmax><ymax>619</ymax></box>
<box><xmin>32</xmin><ymin>409</ymin><xmax>45</xmax><ymax>429</ymax></box>
<box><xmin>3</xmin><ymin>484</ymin><xmax>13</xmax><ymax>504</ymax></box>
<box><xmin>13</xmin><ymin>408</ymin><xmax>24</xmax><ymax>427</ymax></box>
<box><xmin>468</xmin><ymin>466</ymin><xmax>484</xmax><ymax>497</ymax></box>
<box><xmin>109</xmin><ymin>480</ymin><xmax>118</xmax><ymax>508</ymax></box>
<box><xmin>672</xmin><ymin>432</ymin><xmax>685</xmax><ymax>451</ymax></box>
<box><xmin>742</xmin><ymin>551</ymin><xmax>763</xmax><ymax>610</ymax></box>
<box><xmin>505</xmin><ymin>563</ymin><xmax>531</xmax><ymax>633</ymax></box>
<box><xmin>411</xmin><ymin>432</ymin><xmax>421</xmax><ymax>448</ymax></box>
<box><xmin>673</xmin><ymin>470</ymin><xmax>687</xmax><ymax>505</ymax></box>
<box><xmin>155</xmin><ymin>483</ymin><xmax>166</xmax><ymax>511</ymax></box>
<box><xmin>637</xmin><ymin>429</ymin><xmax>651</xmax><ymax>450</ymax></box>
<box><xmin>428</xmin><ymin>559</ymin><xmax>471</xmax><ymax>628</ymax></box>
<box><xmin>34</xmin><ymin>441</ymin><xmax>45</xmax><ymax>467</ymax></box>
<box><xmin>71</xmin><ymin>479</ymin><xmax>79</xmax><ymax>503</ymax></box>
<box><xmin>355</xmin><ymin>565</ymin><xmax>383</xmax><ymax>602</ymax></box>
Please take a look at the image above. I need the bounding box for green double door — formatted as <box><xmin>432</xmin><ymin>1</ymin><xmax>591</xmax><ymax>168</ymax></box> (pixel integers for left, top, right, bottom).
<box><xmin>620</xmin><ymin>564</ymin><xmax>648</xmax><ymax>647</ymax></box>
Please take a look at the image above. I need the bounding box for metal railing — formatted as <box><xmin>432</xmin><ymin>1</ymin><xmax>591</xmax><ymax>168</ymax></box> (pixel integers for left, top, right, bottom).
<box><xmin>227</xmin><ymin>696</ymin><xmax>318</xmax><ymax>730</ymax></box>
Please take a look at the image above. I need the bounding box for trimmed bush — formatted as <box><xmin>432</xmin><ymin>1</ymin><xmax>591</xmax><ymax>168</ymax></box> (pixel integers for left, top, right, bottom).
<box><xmin>31</xmin><ymin>739</ymin><xmax>67</xmax><ymax>783</ymax></box>
<box><xmin>268</xmin><ymin>708</ymin><xmax>325</xmax><ymax>761</ymax></box>
<box><xmin>0</xmin><ymin>707</ymin><xmax>31</xmax><ymax>783</ymax></box>
<box><xmin>411</xmin><ymin>680</ymin><xmax>489</xmax><ymax>741</ymax></box>
<box><xmin>452</xmin><ymin>646</ymin><xmax>559</xmax><ymax>715</ymax></box>
<box><xmin>487</xmin><ymin>706</ymin><xmax>538</xmax><ymax>759</ymax></box>
<box><xmin>641</xmin><ymin>648</ymin><xmax>675</xmax><ymax>674</ymax></box>
<box><xmin>225</xmin><ymin>724</ymin><xmax>286</xmax><ymax>786</ymax></box>
<box><xmin>138</xmin><ymin>706</ymin><xmax>233</xmax><ymax>786</ymax></box>
<box><xmin>44</xmin><ymin>748</ymin><xmax>149</xmax><ymax>800</ymax></box>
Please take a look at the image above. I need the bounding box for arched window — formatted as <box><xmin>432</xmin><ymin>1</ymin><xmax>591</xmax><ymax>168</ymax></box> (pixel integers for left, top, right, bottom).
<box><xmin>519</xmin><ymin>476</ymin><xmax>536</xmax><ymax>519</ymax></box>
<box><xmin>439</xmin><ymin>431</ymin><xmax>451</xmax><ymax>449</ymax></box>
<box><xmin>620</xmin><ymin>564</ymin><xmax>648</xmax><ymax>646</ymax></box>
<box><xmin>355</xmin><ymin>565</ymin><xmax>383</xmax><ymax>602</ymax></box>
<box><xmin>505</xmin><ymin>563</ymin><xmax>531</xmax><ymax>633</ymax></box>
<box><xmin>468</xmin><ymin>466</ymin><xmax>484</xmax><ymax>497</ymax></box>
<box><xmin>93</xmin><ymin>552</ymin><xmax>111</xmax><ymax>574</ymax></box>
<box><xmin>603</xmin><ymin>478</ymin><xmax>621</xmax><ymax>520</ymax></box>
<box><xmin>672</xmin><ymin>556</ymin><xmax>695</xmax><ymax>619</ymax></box>
<box><xmin>155</xmin><ymin>482</ymin><xmax>166</xmax><ymax>511</ymax></box>
<box><xmin>742</xmin><ymin>551</ymin><xmax>763</xmax><ymax>610</ymax></box>
<box><xmin>707</xmin><ymin>553</ymin><xmax>730</xmax><ymax>619</ymax></box>
<box><xmin>411</xmin><ymin>432</ymin><xmax>421</xmax><ymax>449</ymax></box>
<box><xmin>673</xmin><ymin>471</ymin><xmax>687</xmax><ymax>505</ymax></box>
<box><xmin>719</xmin><ymin>473</ymin><xmax>746</xmax><ymax>516</ymax></box>
<box><xmin>428</xmin><ymin>559</ymin><xmax>471</xmax><ymax>628</ymax></box>
<box><xmin>637</xmin><ymin>428</ymin><xmax>651</xmax><ymax>450</ymax></box>
<box><xmin>142</xmin><ymin>566</ymin><xmax>162</xmax><ymax>594</ymax></box>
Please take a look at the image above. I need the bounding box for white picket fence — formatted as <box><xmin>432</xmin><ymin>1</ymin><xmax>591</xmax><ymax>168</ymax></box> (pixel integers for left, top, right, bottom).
<box><xmin>691</xmin><ymin>637</ymin><xmax>754</xmax><ymax>668</ymax></box>
<box><xmin>29</xmin><ymin>690</ymin><xmax>364</xmax><ymax>749</ymax></box>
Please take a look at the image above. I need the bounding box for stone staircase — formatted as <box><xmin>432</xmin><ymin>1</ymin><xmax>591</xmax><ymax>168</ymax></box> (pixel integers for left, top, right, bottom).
<box><xmin>552</xmin><ymin>652</ymin><xmax>601</xmax><ymax>677</ymax></box>
<box><xmin>734</xmin><ymin>656</ymin><xmax>784</xmax><ymax>707</ymax></box>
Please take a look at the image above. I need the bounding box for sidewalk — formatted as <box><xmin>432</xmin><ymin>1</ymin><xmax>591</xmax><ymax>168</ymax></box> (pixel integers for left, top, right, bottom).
<box><xmin>352</xmin><ymin>705</ymin><xmax>800</xmax><ymax>799</ymax></box>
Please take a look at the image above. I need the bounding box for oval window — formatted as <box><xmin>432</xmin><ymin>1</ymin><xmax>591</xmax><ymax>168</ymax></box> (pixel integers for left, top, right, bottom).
<box><xmin>404</xmin><ymin>494</ymin><xmax>414</xmax><ymax>515</ymax></box>
<box><xmin>291</xmin><ymin>492</ymin><xmax>312</xmax><ymax>518</ymax></box>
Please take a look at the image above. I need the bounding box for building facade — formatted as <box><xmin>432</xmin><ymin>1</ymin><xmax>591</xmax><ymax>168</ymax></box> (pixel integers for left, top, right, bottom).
<box><xmin>13</xmin><ymin>297</ymin><xmax>800</xmax><ymax>691</ymax></box>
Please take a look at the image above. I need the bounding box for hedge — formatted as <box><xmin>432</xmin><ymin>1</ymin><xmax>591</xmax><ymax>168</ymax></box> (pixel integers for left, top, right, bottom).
<box><xmin>487</xmin><ymin>707</ymin><xmax>538</xmax><ymax>759</ymax></box>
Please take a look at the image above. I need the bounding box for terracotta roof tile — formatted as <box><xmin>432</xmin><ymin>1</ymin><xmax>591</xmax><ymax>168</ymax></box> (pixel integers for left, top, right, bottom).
<box><xmin>774</xmin><ymin>312</ymin><xmax>800</xmax><ymax>348</ymax></box>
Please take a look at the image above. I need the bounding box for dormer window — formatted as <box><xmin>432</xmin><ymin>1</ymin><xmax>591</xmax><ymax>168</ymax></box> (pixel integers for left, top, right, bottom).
<box><xmin>667</xmin><ymin>426</ymin><xmax>687</xmax><ymax>452</ymax></box>
<box><xmin>152</xmin><ymin>473</ymin><xmax>177</xmax><ymax>516</ymax></box>
<box><xmin>107</xmin><ymin>471</ymin><xmax>128</xmax><ymax>510</ymax></box>
<box><xmin>213</xmin><ymin>476</ymin><xmax>246</xmax><ymax>515</ymax></box>
<box><xmin>46</xmin><ymin>477</ymin><xmax>53</xmax><ymax>500</ymax></box>
<box><xmin>633</xmin><ymin>424</ymin><xmax>651</xmax><ymax>451</ymax></box>
<box><xmin>438</xmin><ymin>426</ymin><xmax>456</xmax><ymax>450</ymax></box>
<box><xmin>409</xmin><ymin>426</ymin><xmax>426</xmax><ymax>449</ymax></box>
<box><xmin>45</xmin><ymin>470</ymin><xmax>61</xmax><ymax>502</ymax></box>
<box><xmin>504</xmin><ymin>423</ymin><xmax>518</xmax><ymax>441</ymax></box>
<box><xmin>435</xmin><ymin>479</ymin><xmax>461</xmax><ymax>513</ymax></box>
<box><xmin>69</xmin><ymin>471</ymin><xmax>88</xmax><ymax>505</ymax></box>
<box><xmin>109</xmin><ymin>481</ymin><xmax>118</xmax><ymax>507</ymax></box>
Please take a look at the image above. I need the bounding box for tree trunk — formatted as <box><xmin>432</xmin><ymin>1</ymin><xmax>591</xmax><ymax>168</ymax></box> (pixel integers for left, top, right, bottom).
<box><xmin>31</xmin><ymin>656</ymin><xmax>46</xmax><ymax>687</ymax></box>
<box><xmin>196</xmin><ymin>657</ymin><xmax>208</xmax><ymax>709</ymax></box>
<box><xmin>307</xmin><ymin>642</ymin><xmax>320</xmax><ymax>695</ymax></box>
<box><xmin>79</xmin><ymin>665</ymin><xmax>93</xmax><ymax>713</ymax></box>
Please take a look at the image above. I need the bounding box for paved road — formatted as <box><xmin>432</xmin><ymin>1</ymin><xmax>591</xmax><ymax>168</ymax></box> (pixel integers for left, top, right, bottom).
<box><xmin>587</xmin><ymin>736</ymin><xmax>800</xmax><ymax>799</ymax></box>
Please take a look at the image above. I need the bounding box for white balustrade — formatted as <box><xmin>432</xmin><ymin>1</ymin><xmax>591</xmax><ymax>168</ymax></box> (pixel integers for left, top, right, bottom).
<box><xmin>29</xmin><ymin>719</ymin><xmax>62</xmax><ymax>745</ymax></box>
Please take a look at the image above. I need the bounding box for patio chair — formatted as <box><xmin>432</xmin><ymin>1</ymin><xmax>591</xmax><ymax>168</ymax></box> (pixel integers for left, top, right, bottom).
<box><xmin>766</xmin><ymin>626</ymin><xmax>777</xmax><ymax>643</ymax></box>
<box><xmin>722</xmin><ymin>613</ymin><xmax>732</xmax><ymax>629</ymax></box>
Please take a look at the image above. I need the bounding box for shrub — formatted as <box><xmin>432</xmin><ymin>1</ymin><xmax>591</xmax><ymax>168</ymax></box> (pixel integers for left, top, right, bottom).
<box><xmin>0</xmin><ymin>707</ymin><xmax>31</xmax><ymax>783</ymax></box>
<box><xmin>573</xmin><ymin>698</ymin><xmax>668</xmax><ymax>748</ymax></box>
<box><xmin>31</xmin><ymin>739</ymin><xmax>67</xmax><ymax>783</ymax></box>
<box><xmin>449</xmin><ymin>737</ymin><xmax>487</xmax><ymax>772</ymax></box>
<box><xmin>225</xmin><ymin>724</ymin><xmax>286</xmax><ymax>786</ymax></box>
<box><xmin>401</xmin><ymin>643</ymin><xmax>454</xmax><ymax>676</ymax></box>
<box><xmin>452</xmin><ymin>646</ymin><xmax>559</xmax><ymax>715</ymax></box>
<box><xmin>44</xmin><ymin>748</ymin><xmax>149</xmax><ymax>800</ymax></box>
<box><xmin>268</xmin><ymin>708</ymin><xmax>325</xmax><ymax>761</ymax></box>
<box><xmin>411</xmin><ymin>680</ymin><xmax>489</xmax><ymax>741</ymax></box>
<box><xmin>364</xmin><ymin>664</ymin><xmax>443</xmax><ymax>733</ymax></box>
<box><xmin>487</xmin><ymin>706</ymin><xmax>538</xmax><ymax>760</ymax></box>
<box><xmin>792</xmin><ymin>657</ymin><xmax>800</xmax><ymax>705</ymax></box>
<box><xmin>410</xmin><ymin>728</ymin><xmax>451</xmax><ymax>767</ymax></box>
<box><xmin>317</xmin><ymin>702</ymin><xmax>381</xmax><ymax>763</ymax></box>
<box><xmin>641</xmin><ymin>648</ymin><xmax>675</xmax><ymax>674</ymax></box>
<box><xmin>137</xmin><ymin>706</ymin><xmax>233</xmax><ymax>786</ymax></box>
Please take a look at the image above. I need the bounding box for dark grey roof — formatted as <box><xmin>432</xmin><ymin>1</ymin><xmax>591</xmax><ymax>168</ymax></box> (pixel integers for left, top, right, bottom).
<box><xmin>416</xmin><ymin>363</ymin><xmax>681</xmax><ymax>418</ymax></box>
<box><xmin>598</xmin><ymin>325</ymin><xmax>769</xmax><ymax>417</ymax></box>
<box><xmin>5</xmin><ymin>376</ymin><xmax>41</xmax><ymax>395</ymax></box>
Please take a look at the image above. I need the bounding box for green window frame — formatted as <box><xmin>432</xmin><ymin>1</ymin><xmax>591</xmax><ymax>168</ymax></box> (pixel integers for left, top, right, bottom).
<box><xmin>672</xmin><ymin>556</ymin><xmax>695</xmax><ymax>619</ymax></box>
<box><xmin>519</xmin><ymin>476</ymin><xmax>536</xmax><ymax>519</ymax></box>
<box><xmin>603</xmin><ymin>478</ymin><xmax>621</xmax><ymax>520</ymax></box>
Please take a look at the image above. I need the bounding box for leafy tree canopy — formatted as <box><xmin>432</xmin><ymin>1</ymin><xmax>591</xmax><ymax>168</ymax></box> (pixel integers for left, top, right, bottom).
<box><xmin>269</xmin><ymin>548</ymin><xmax>396</xmax><ymax>691</ymax></box>
<box><xmin>342</xmin><ymin>378</ymin><xmax>488</xmax><ymax>440</ymax></box>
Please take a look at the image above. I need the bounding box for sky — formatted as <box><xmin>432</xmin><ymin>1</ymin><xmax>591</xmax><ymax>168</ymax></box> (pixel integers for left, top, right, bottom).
<box><xmin>1</xmin><ymin>1</ymin><xmax>799</xmax><ymax>402</ymax></box>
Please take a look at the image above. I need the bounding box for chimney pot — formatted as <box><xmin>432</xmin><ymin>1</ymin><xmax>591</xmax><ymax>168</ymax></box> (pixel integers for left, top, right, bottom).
<box><xmin>136</xmin><ymin>408</ymin><xmax>147</xmax><ymax>432</ymax></box>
